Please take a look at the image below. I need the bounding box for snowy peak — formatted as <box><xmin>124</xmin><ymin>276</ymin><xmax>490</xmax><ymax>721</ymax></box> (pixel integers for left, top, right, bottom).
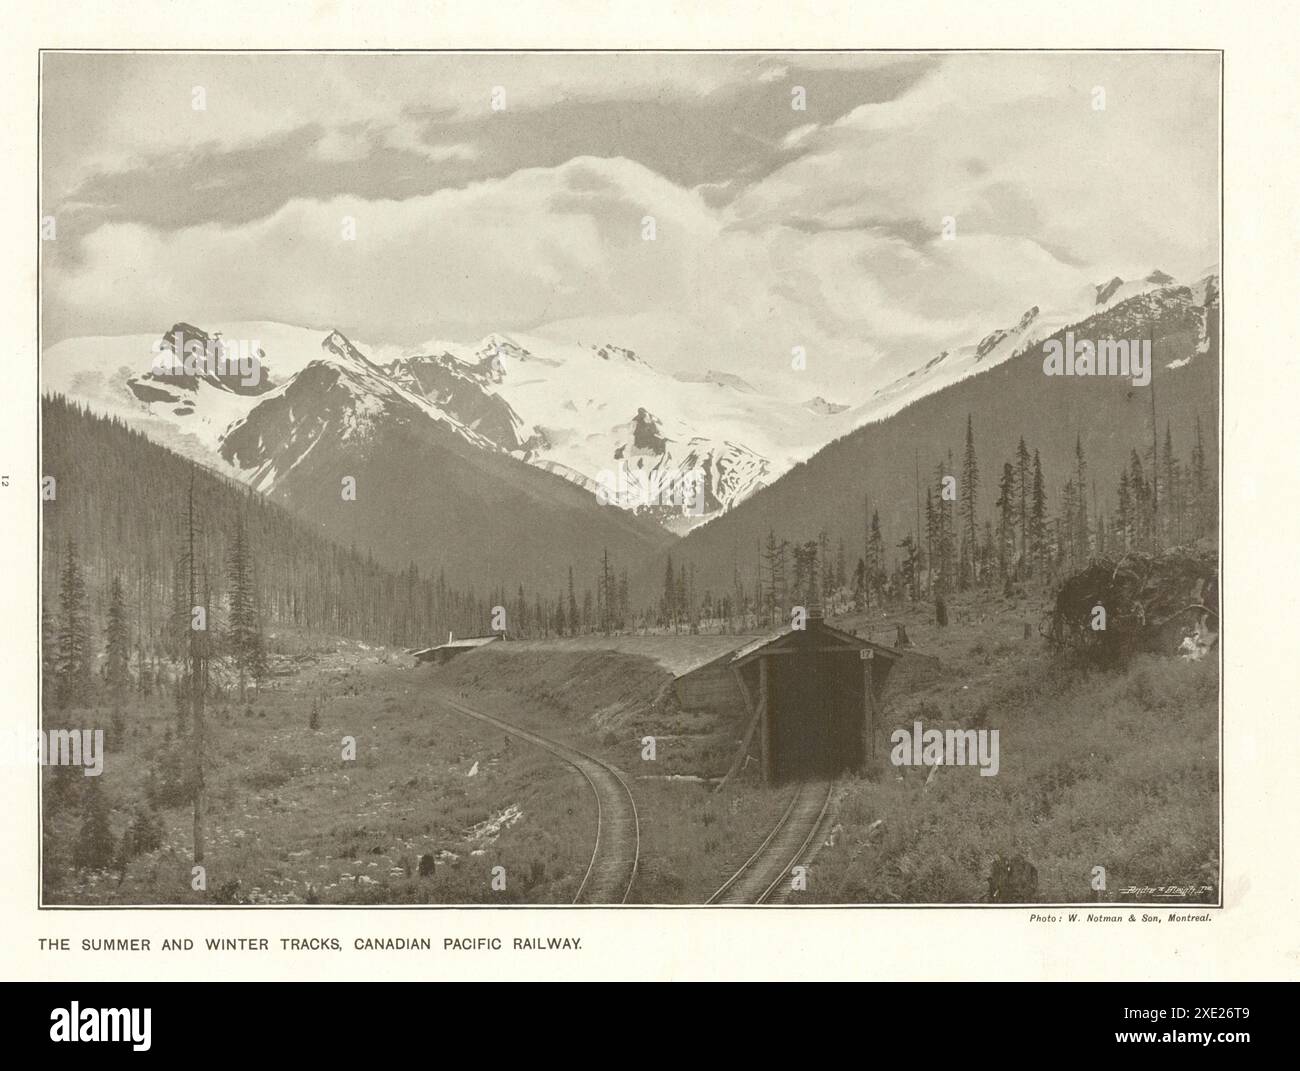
<box><xmin>389</xmin><ymin>335</ymin><xmax>799</xmax><ymax>526</ymax></box>
<box><xmin>1089</xmin><ymin>270</ymin><xmax>1182</xmax><ymax>314</ymax></box>
<box><xmin>590</xmin><ymin>342</ymin><xmax>644</xmax><ymax>365</ymax></box>
<box><xmin>671</xmin><ymin>438</ymin><xmax>770</xmax><ymax>528</ymax></box>
<box><xmin>1095</xmin><ymin>277</ymin><xmax>1125</xmax><ymax>305</ymax></box>
<box><xmin>973</xmin><ymin>307</ymin><xmax>1038</xmax><ymax>362</ymax></box>
<box><xmin>851</xmin><ymin>271</ymin><xmax>1216</xmax><ymax>433</ymax></box>
<box><xmin>126</xmin><ymin>321</ymin><xmax>274</xmax><ymax>406</ymax></box>
<box><xmin>382</xmin><ymin>350</ymin><xmax>530</xmax><ymax>452</ymax></box>
<box><xmin>320</xmin><ymin>329</ymin><xmax>384</xmax><ymax>374</ymax></box>
<box><xmin>220</xmin><ymin>358</ymin><xmax>398</xmax><ymax>489</ymax></box>
<box><xmin>208</xmin><ymin>330</ymin><xmax>786</xmax><ymax>526</ymax></box>
<box><xmin>614</xmin><ymin>407</ymin><xmax>670</xmax><ymax>464</ymax></box>
<box><xmin>45</xmin><ymin>266</ymin><xmax>1218</xmax><ymax>536</ymax></box>
<box><xmin>804</xmin><ymin>396</ymin><xmax>849</xmax><ymax>415</ymax></box>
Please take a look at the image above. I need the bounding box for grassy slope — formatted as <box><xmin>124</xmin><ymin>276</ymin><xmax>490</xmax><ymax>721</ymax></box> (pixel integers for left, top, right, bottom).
<box><xmin>423</xmin><ymin>647</ymin><xmax>796</xmax><ymax>903</ymax></box>
<box><xmin>43</xmin><ymin>593</ymin><xmax>1219</xmax><ymax>905</ymax></box>
<box><xmin>43</xmin><ymin>639</ymin><xmax>597</xmax><ymax>905</ymax></box>
<box><xmin>818</xmin><ymin>592</ymin><xmax>1219</xmax><ymax>903</ymax></box>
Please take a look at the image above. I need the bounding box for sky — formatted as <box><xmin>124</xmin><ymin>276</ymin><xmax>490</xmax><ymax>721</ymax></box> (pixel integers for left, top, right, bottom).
<box><xmin>40</xmin><ymin>51</ymin><xmax>1220</xmax><ymax>400</ymax></box>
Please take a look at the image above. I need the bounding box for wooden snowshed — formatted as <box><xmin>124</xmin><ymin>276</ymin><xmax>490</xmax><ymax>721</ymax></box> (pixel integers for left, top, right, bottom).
<box><xmin>675</xmin><ymin>618</ymin><xmax>938</xmax><ymax>783</ymax></box>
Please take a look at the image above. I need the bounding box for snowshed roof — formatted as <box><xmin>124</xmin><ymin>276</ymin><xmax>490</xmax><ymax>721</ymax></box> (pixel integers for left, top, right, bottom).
<box><xmin>412</xmin><ymin>635</ymin><xmax>502</xmax><ymax>657</ymax></box>
<box><xmin>419</xmin><ymin>623</ymin><xmax>931</xmax><ymax>678</ymax></box>
<box><xmin>457</xmin><ymin>633</ymin><xmax>769</xmax><ymax>677</ymax></box>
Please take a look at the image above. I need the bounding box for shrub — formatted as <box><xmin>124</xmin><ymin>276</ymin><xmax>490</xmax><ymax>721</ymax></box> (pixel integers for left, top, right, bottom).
<box><xmin>212</xmin><ymin>879</ymin><xmax>245</xmax><ymax>904</ymax></box>
<box><xmin>125</xmin><ymin>802</ymin><xmax>164</xmax><ymax>856</ymax></box>
<box><xmin>74</xmin><ymin>780</ymin><xmax>115</xmax><ymax>870</ymax></box>
<box><xmin>243</xmin><ymin>751</ymin><xmax>300</xmax><ymax>791</ymax></box>
<box><xmin>146</xmin><ymin>744</ymin><xmax>194</xmax><ymax>809</ymax></box>
<box><xmin>108</xmin><ymin>706</ymin><xmax>127</xmax><ymax>751</ymax></box>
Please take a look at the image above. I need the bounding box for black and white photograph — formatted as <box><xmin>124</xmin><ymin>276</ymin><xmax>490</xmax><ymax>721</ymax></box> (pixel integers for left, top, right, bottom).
<box><xmin>35</xmin><ymin>48</ymin><xmax>1221</xmax><ymax>910</ymax></box>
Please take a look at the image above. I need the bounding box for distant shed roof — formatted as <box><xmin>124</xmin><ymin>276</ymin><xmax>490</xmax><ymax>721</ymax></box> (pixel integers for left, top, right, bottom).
<box><xmin>441</xmin><ymin>636</ymin><xmax>503</xmax><ymax>649</ymax></box>
<box><xmin>458</xmin><ymin>633</ymin><xmax>773</xmax><ymax>677</ymax></box>
<box><xmin>411</xmin><ymin>635</ymin><xmax>502</xmax><ymax>659</ymax></box>
<box><xmin>419</xmin><ymin>624</ymin><xmax>931</xmax><ymax>679</ymax></box>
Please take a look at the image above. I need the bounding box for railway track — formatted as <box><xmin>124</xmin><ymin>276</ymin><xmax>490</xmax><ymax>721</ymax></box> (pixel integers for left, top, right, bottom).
<box><xmin>436</xmin><ymin>694</ymin><xmax>640</xmax><ymax>904</ymax></box>
<box><xmin>706</xmin><ymin>780</ymin><xmax>832</xmax><ymax>905</ymax></box>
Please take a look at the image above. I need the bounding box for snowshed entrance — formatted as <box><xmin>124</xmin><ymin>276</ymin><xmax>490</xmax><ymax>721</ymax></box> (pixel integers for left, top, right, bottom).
<box><xmin>675</xmin><ymin>617</ymin><xmax>940</xmax><ymax>784</ymax></box>
<box><xmin>764</xmin><ymin>646</ymin><xmax>868</xmax><ymax>780</ymax></box>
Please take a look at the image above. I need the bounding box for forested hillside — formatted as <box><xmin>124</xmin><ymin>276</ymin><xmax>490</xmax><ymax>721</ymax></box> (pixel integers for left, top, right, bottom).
<box><xmin>40</xmin><ymin>395</ymin><xmax>504</xmax><ymax>693</ymax></box>
<box><xmin>638</xmin><ymin>280</ymin><xmax>1219</xmax><ymax>613</ymax></box>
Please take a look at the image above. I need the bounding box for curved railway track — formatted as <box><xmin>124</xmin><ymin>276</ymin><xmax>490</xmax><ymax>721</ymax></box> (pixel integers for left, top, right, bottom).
<box><xmin>707</xmin><ymin>780</ymin><xmax>832</xmax><ymax>905</ymax></box>
<box><xmin>436</xmin><ymin>694</ymin><xmax>640</xmax><ymax>904</ymax></box>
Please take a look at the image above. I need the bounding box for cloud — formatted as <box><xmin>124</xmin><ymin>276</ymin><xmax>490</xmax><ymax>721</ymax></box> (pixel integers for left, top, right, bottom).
<box><xmin>42</xmin><ymin>154</ymin><xmax>1077</xmax><ymax>400</ymax></box>
<box><xmin>42</xmin><ymin>53</ymin><xmax>1220</xmax><ymax>401</ymax></box>
<box><xmin>730</xmin><ymin>52</ymin><xmax>1220</xmax><ymax>279</ymax></box>
<box><xmin>43</xmin><ymin>52</ymin><xmax>936</xmax><ymax>234</ymax></box>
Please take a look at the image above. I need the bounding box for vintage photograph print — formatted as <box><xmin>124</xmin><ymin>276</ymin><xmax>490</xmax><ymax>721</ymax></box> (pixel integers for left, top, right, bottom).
<box><xmin>37</xmin><ymin>51</ymin><xmax>1220</xmax><ymax>907</ymax></box>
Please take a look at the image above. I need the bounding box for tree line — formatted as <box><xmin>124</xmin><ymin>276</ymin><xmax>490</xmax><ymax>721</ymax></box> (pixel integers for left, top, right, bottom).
<box><xmin>642</xmin><ymin>409</ymin><xmax>1217</xmax><ymax>633</ymax></box>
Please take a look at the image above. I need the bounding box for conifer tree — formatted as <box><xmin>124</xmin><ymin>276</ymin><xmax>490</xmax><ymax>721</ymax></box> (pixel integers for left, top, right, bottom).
<box><xmin>674</xmin><ymin>560</ymin><xmax>687</xmax><ymax>633</ymax></box>
<box><xmin>74</xmin><ymin>777</ymin><xmax>115</xmax><ymax>871</ymax></box>
<box><xmin>818</xmin><ymin>529</ymin><xmax>833</xmax><ymax>607</ymax></box>
<box><xmin>868</xmin><ymin>511</ymin><xmax>886</xmax><ymax>606</ymax></box>
<box><xmin>924</xmin><ymin>488</ymin><xmax>937</xmax><ymax>597</ymax></box>
<box><xmin>105</xmin><ymin>576</ymin><xmax>131</xmax><ymax>742</ymax></box>
<box><xmin>225</xmin><ymin>522</ymin><xmax>266</xmax><ymax>701</ymax></box>
<box><xmin>942</xmin><ymin>449</ymin><xmax>958</xmax><ymax>592</ymax></box>
<box><xmin>1117</xmin><ymin>469</ymin><xmax>1133</xmax><ymax>550</ymax></box>
<box><xmin>1162</xmin><ymin>422</ymin><xmax>1181</xmax><ymax>544</ymax></box>
<box><xmin>1073</xmin><ymin>435</ymin><xmax>1090</xmax><ymax>562</ymax></box>
<box><xmin>566</xmin><ymin>567</ymin><xmax>579</xmax><ymax>635</ymax></box>
<box><xmin>896</xmin><ymin>534</ymin><xmax>919</xmax><ymax>602</ymax></box>
<box><xmin>1129</xmin><ymin>450</ymin><xmax>1151</xmax><ymax>550</ymax></box>
<box><xmin>960</xmin><ymin>415</ymin><xmax>980</xmax><ymax>586</ymax></box>
<box><xmin>56</xmin><ymin>538</ymin><xmax>92</xmax><ymax>709</ymax></box>
<box><xmin>762</xmin><ymin>530</ymin><xmax>781</xmax><ymax>626</ymax></box>
<box><xmin>996</xmin><ymin>462</ymin><xmax>1017</xmax><ymax>579</ymax></box>
<box><xmin>1191</xmin><ymin>414</ymin><xmax>1210</xmax><ymax>539</ymax></box>
<box><xmin>662</xmin><ymin>555</ymin><xmax>677</xmax><ymax>633</ymax></box>
<box><xmin>41</xmin><ymin>604</ymin><xmax>58</xmax><ymax>708</ymax></box>
<box><xmin>1015</xmin><ymin>437</ymin><xmax>1031</xmax><ymax>575</ymax></box>
<box><xmin>1030</xmin><ymin>450</ymin><xmax>1047</xmax><ymax>578</ymax></box>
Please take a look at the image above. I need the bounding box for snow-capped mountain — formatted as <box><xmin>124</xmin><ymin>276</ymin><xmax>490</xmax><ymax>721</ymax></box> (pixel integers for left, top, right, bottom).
<box><xmin>656</xmin><ymin>267</ymin><xmax>1220</xmax><ymax>602</ymax></box>
<box><xmin>40</xmin><ymin>267</ymin><xmax>1217</xmax><ymax>533</ymax></box>
<box><xmin>375</xmin><ymin>334</ymin><xmax>814</xmax><ymax>531</ymax></box>
<box><xmin>42</xmin><ymin>321</ymin><xmax>837</xmax><ymax>527</ymax></box>
<box><xmin>842</xmin><ymin>267</ymin><xmax>1218</xmax><ymax>431</ymax></box>
<box><xmin>219</xmin><ymin>330</ymin><xmax>504</xmax><ymax>492</ymax></box>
